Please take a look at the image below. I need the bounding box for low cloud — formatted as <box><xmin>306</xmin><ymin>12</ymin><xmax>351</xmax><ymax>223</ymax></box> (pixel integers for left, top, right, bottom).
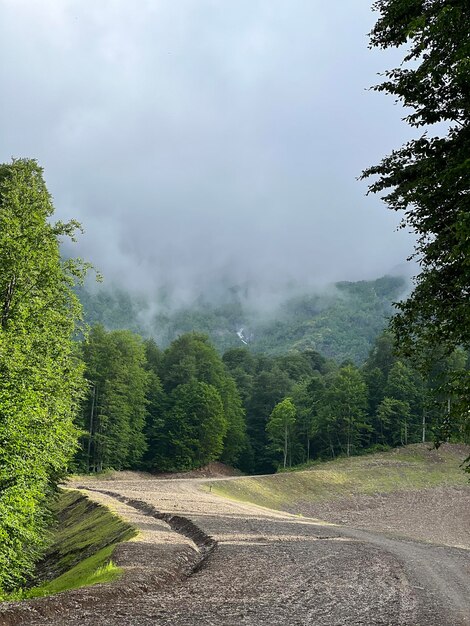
<box><xmin>0</xmin><ymin>0</ymin><xmax>416</xmax><ymax>300</ymax></box>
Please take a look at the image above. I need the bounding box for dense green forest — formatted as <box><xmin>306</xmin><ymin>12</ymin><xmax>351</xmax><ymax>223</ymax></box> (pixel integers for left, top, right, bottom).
<box><xmin>76</xmin><ymin>274</ymin><xmax>406</xmax><ymax>364</ymax></box>
<box><xmin>75</xmin><ymin>324</ymin><xmax>469</xmax><ymax>475</ymax></box>
<box><xmin>1</xmin><ymin>0</ymin><xmax>469</xmax><ymax>598</ymax></box>
<box><xmin>0</xmin><ymin>162</ymin><xmax>467</xmax><ymax>596</ymax></box>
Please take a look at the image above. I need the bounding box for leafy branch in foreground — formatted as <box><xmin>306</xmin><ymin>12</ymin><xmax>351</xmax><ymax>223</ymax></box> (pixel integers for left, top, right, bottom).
<box><xmin>362</xmin><ymin>0</ymin><xmax>470</xmax><ymax>453</ymax></box>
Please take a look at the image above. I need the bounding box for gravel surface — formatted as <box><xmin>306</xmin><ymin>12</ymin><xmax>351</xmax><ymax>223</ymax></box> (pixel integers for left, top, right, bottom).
<box><xmin>288</xmin><ymin>485</ymin><xmax>470</xmax><ymax>548</ymax></box>
<box><xmin>1</xmin><ymin>475</ymin><xmax>469</xmax><ymax>626</ymax></box>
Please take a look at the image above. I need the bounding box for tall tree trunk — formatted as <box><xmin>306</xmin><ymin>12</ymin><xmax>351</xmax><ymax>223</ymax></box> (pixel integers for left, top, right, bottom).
<box><xmin>329</xmin><ymin>435</ymin><xmax>335</xmax><ymax>459</ymax></box>
<box><xmin>86</xmin><ymin>383</ymin><xmax>96</xmax><ymax>473</ymax></box>
<box><xmin>283</xmin><ymin>424</ymin><xmax>288</xmax><ymax>469</ymax></box>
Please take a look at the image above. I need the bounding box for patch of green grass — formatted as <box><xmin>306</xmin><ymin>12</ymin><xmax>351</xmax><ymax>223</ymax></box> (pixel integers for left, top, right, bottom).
<box><xmin>42</xmin><ymin>489</ymin><xmax>136</xmax><ymax>576</ymax></box>
<box><xmin>210</xmin><ymin>444</ymin><xmax>469</xmax><ymax>511</ymax></box>
<box><xmin>25</xmin><ymin>546</ymin><xmax>122</xmax><ymax>598</ymax></box>
<box><xmin>0</xmin><ymin>490</ymin><xmax>137</xmax><ymax>602</ymax></box>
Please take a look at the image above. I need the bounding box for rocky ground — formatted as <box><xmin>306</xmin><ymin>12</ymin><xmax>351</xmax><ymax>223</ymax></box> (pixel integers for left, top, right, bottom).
<box><xmin>1</xmin><ymin>471</ymin><xmax>469</xmax><ymax>626</ymax></box>
<box><xmin>287</xmin><ymin>485</ymin><xmax>470</xmax><ymax>548</ymax></box>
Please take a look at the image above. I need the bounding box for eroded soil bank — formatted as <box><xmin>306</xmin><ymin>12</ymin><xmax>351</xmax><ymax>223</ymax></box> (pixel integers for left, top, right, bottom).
<box><xmin>1</xmin><ymin>445</ymin><xmax>469</xmax><ymax>626</ymax></box>
<box><xmin>0</xmin><ymin>483</ymin><xmax>467</xmax><ymax>624</ymax></box>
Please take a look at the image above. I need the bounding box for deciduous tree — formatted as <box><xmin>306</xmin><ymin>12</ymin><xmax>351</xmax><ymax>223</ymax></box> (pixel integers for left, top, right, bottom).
<box><xmin>362</xmin><ymin>1</ymin><xmax>470</xmax><ymax>442</ymax></box>
<box><xmin>161</xmin><ymin>381</ymin><xmax>227</xmax><ymax>470</ymax></box>
<box><xmin>78</xmin><ymin>326</ymin><xmax>148</xmax><ymax>472</ymax></box>
<box><xmin>0</xmin><ymin>159</ymin><xmax>88</xmax><ymax>591</ymax></box>
<box><xmin>266</xmin><ymin>398</ymin><xmax>297</xmax><ymax>469</ymax></box>
<box><xmin>363</xmin><ymin>0</ymin><xmax>470</xmax><ymax>448</ymax></box>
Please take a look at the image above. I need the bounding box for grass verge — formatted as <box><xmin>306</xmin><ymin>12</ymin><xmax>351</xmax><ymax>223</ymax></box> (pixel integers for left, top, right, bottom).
<box><xmin>1</xmin><ymin>489</ymin><xmax>137</xmax><ymax>601</ymax></box>
<box><xmin>210</xmin><ymin>443</ymin><xmax>470</xmax><ymax>510</ymax></box>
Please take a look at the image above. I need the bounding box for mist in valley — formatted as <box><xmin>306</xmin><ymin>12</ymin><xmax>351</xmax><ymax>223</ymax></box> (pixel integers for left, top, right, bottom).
<box><xmin>0</xmin><ymin>0</ymin><xmax>416</xmax><ymax>309</ymax></box>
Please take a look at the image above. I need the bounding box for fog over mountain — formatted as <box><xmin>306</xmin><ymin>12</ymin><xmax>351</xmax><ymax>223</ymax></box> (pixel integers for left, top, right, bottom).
<box><xmin>0</xmin><ymin>0</ymin><xmax>416</xmax><ymax>300</ymax></box>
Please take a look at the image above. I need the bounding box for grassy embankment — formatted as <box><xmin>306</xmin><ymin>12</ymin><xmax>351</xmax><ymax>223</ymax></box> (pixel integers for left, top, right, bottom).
<box><xmin>210</xmin><ymin>444</ymin><xmax>469</xmax><ymax>510</ymax></box>
<box><xmin>1</xmin><ymin>490</ymin><xmax>137</xmax><ymax>602</ymax></box>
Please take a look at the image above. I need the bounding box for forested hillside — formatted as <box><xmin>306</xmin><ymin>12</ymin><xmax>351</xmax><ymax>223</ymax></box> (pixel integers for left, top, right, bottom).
<box><xmin>1</xmin><ymin>0</ymin><xmax>469</xmax><ymax>610</ymax></box>
<box><xmin>1</xmin><ymin>161</ymin><xmax>468</xmax><ymax>599</ymax></box>
<box><xmin>76</xmin><ymin>275</ymin><xmax>406</xmax><ymax>364</ymax></box>
<box><xmin>74</xmin><ymin>325</ymin><xmax>469</xmax><ymax>475</ymax></box>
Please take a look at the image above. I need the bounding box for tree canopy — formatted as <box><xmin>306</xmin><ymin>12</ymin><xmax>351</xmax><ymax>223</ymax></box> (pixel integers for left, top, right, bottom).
<box><xmin>77</xmin><ymin>326</ymin><xmax>149</xmax><ymax>473</ymax></box>
<box><xmin>266</xmin><ymin>398</ymin><xmax>297</xmax><ymax>469</ymax></box>
<box><xmin>0</xmin><ymin>159</ymin><xmax>87</xmax><ymax>591</ymax></box>
<box><xmin>362</xmin><ymin>0</ymin><xmax>470</xmax><ymax>449</ymax></box>
<box><xmin>362</xmin><ymin>0</ymin><xmax>469</xmax><ymax>357</ymax></box>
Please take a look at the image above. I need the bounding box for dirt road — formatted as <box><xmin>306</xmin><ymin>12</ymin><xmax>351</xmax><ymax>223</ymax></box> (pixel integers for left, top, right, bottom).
<box><xmin>2</xmin><ymin>474</ymin><xmax>469</xmax><ymax>626</ymax></box>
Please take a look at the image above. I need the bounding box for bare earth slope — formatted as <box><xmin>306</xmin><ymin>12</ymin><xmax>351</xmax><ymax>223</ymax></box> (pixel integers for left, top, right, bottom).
<box><xmin>1</xmin><ymin>447</ymin><xmax>469</xmax><ymax>626</ymax></box>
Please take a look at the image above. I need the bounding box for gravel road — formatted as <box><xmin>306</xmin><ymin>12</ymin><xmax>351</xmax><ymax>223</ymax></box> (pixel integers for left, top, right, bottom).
<box><xmin>1</xmin><ymin>474</ymin><xmax>469</xmax><ymax>626</ymax></box>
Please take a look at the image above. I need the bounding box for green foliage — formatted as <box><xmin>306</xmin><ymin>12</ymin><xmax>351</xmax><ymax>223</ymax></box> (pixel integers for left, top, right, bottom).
<box><xmin>255</xmin><ymin>276</ymin><xmax>405</xmax><ymax>362</ymax></box>
<box><xmin>291</xmin><ymin>374</ymin><xmax>325</xmax><ymax>464</ymax></box>
<box><xmin>154</xmin><ymin>296</ymin><xmax>245</xmax><ymax>354</ymax></box>
<box><xmin>78</xmin><ymin>276</ymin><xmax>406</xmax><ymax>364</ymax></box>
<box><xmin>266</xmin><ymin>398</ymin><xmax>297</xmax><ymax>469</ymax></box>
<box><xmin>221</xmin><ymin>348</ymin><xmax>332</xmax><ymax>472</ymax></box>
<box><xmin>71</xmin><ymin>297</ymin><xmax>469</xmax><ymax>480</ymax></box>
<box><xmin>0</xmin><ymin>159</ymin><xmax>88</xmax><ymax>592</ymax></box>
<box><xmin>32</xmin><ymin>551</ymin><xmax>121</xmax><ymax>598</ymax></box>
<box><xmin>74</xmin><ymin>322</ymin><xmax>468</xmax><ymax>480</ymax></box>
<box><xmin>376</xmin><ymin>398</ymin><xmax>411</xmax><ymax>446</ymax></box>
<box><xmin>363</xmin><ymin>0</ymin><xmax>470</xmax><ymax>447</ymax></box>
<box><xmin>425</xmin><ymin>348</ymin><xmax>470</xmax><ymax>448</ymax></box>
<box><xmin>219</xmin><ymin>376</ymin><xmax>249</xmax><ymax>466</ymax></box>
<box><xmin>75</xmin><ymin>284</ymin><xmax>147</xmax><ymax>335</ymax></box>
<box><xmin>246</xmin><ymin>366</ymin><xmax>293</xmax><ymax>472</ymax></box>
<box><xmin>45</xmin><ymin>490</ymin><xmax>135</xmax><ymax>573</ymax></box>
<box><xmin>160</xmin><ymin>332</ymin><xmax>227</xmax><ymax>392</ymax></box>
<box><xmin>158</xmin><ymin>381</ymin><xmax>227</xmax><ymax>471</ymax></box>
<box><xmin>143</xmin><ymin>333</ymin><xmax>246</xmax><ymax>471</ymax></box>
<box><xmin>317</xmin><ymin>365</ymin><xmax>370</xmax><ymax>458</ymax></box>
<box><xmin>1</xmin><ymin>489</ymin><xmax>136</xmax><ymax>601</ymax></box>
<box><xmin>77</xmin><ymin>325</ymin><xmax>149</xmax><ymax>472</ymax></box>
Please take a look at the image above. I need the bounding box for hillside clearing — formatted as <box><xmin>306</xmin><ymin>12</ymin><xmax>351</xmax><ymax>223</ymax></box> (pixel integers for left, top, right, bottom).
<box><xmin>210</xmin><ymin>444</ymin><xmax>469</xmax><ymax>506</ymax></box>
<box><xmin>210</xmin><ymin>443</ymin><xmax>470</xmax><ymax>547</ymax></box>
<box><xmin>2</xmin><ymin>445</ymin><xmax>469</xmax><ymax>625</ymax></box>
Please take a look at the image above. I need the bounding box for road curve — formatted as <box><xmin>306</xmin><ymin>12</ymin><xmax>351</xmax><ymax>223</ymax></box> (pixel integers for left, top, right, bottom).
<box><xmin>2</xmin><ymin>475</ymin><xmax>469</xmax><ymax>626</ymax></box>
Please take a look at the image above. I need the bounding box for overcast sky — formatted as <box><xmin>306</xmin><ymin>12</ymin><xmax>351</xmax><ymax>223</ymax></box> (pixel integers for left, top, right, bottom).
<box><xmin>0</xmin><ymin>0</ymin><xmax>416</xmax><ymax>299</ymax></box>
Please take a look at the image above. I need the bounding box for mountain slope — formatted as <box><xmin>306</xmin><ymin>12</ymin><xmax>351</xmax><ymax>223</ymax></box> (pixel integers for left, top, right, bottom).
<box><xmin>77</xmin><ymin>275</ymin><xmax>407</xmax><ymax>364</ymax></box>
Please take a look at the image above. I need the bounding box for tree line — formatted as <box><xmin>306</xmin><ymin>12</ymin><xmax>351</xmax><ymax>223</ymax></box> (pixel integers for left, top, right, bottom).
<box><xmin>75</xmin><ymin>328</ymin><xmax>247</xmax><ymax>474</ymax></box>
<box><xmin>1</xmin><ymin>0</ymin><xmax>468</xmax><ymax>597</ymax></box>
<box><xmin>75</xmin><ymin>325</ymin><xmax>469</xmax><ymax>475</ymax></box>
